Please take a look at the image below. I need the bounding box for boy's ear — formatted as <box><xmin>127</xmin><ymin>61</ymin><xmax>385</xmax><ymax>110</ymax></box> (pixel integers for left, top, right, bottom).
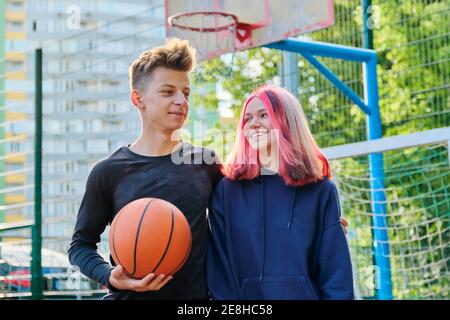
<box><xmin>131</xmin><ymin>89</ymin><xmax>144</xmax><ymax>109</ymax></box>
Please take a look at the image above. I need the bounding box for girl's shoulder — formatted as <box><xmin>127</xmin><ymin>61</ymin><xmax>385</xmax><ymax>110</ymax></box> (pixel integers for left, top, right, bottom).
<box><xmin>215</xmin><ymin>176</ymin><xmax>242</xmax><ymax>189</ymax></box>
<box><xmin>214</xmin><ymin>176</ymin><xmax>258</xmax><ymax>194</ymax></box>
<box><xmin>311</xmin><ymin>176</ymin><xmax>336</xmax><ymax>190</ymax></box>
<box><xmin>297</xmin><ymin>176</ymin><xmax>338</xmax><ymax>196</ymax></box>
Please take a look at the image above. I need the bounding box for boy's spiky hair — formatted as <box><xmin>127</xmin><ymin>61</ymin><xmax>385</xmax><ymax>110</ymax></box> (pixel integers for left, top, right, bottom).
<box><xmin>129</xmin><ymin>38</ymin><xmax>197</xmax><ymax>91</ymax></box>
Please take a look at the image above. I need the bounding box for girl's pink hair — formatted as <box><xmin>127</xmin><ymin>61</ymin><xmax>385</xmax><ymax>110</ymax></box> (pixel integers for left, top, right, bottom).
<box><xmin>223</xmin><ymin>84</ymin><xmax>331</xmax><ymax>186</ymax></box>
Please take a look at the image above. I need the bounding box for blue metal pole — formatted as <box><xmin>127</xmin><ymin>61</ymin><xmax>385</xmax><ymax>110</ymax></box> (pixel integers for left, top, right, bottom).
<box><xmin>265</xmin><ymin>38</ymin><xmax>374</xmax><ymax>62</ymax></box>
<box><xmin>363</xmin><ymin>0</ymin><xmax>393</xmax><ymax>300</ymax></box>
<box><xmin>300</xmin><ymin>51</ymin><xmax>371</xmax><ymax>114</ymax></box>
<box><xmin>265</xmin><ymin>39</ymin><xmax>371</xmax><ymax>113</ymax></box>
<box><xmin>365</xmin><ymin>55</ymin><xmax>393</xmax><ymax>300</ymax></box>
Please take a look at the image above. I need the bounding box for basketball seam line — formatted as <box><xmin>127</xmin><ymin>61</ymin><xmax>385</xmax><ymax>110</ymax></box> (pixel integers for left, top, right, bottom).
<box><xmin>151</xmin><ymin>207</ymin><xmax>175</xmax><ymax>274</ymax></box>
<box><xmin>170</xmin><ymin>233</ymin><xmax>191</xmax><ymax>275</ymax></box>
<box><xmin>131</xmin><ymin>199</ymin><xmax>155</xmax><ymax>277</ymax></box>
<box><xmin>111</xmin><ymin>207</ymin><xmax>126</xmax><ymax>272</ymax></box>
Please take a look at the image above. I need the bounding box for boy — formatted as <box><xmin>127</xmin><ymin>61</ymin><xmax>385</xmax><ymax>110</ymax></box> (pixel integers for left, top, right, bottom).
<box><xmin>68</xmin><ymin>38</ymin><xmax>222</xmax><ymax>300</ymax></box>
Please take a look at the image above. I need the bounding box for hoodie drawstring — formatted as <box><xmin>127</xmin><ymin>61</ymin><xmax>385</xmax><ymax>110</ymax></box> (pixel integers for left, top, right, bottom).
<box><xmin>287</xmin><ymin>188</ymin><xmax>297</xmax><ymax>229</ymax></box>
<box><xmin>259</xmin><ymin>176</ymin><xmax>265</xmax><ymax>281</ymax></box>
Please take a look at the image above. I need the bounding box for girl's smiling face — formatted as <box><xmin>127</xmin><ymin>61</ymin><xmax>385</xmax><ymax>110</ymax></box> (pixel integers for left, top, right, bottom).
<box><xmin>243</xmin><ymin>97</ymin><xmax>273</xmax><ymax>151</ymax></box>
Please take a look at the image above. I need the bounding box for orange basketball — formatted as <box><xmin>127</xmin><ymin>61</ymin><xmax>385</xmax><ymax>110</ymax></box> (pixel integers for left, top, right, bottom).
<box><xmin>109</xmin><ymin>198</ymin><xmax>192</xmax><ymax>279</ymax></box>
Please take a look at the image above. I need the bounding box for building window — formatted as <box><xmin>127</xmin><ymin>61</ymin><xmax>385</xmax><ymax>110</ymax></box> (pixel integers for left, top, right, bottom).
<box><xmin>7</xmin><ymin>1</ymin><xmax>24</xmax><ymax>11</ymax></box>
<box><xmin>6</xmin><ymin>60</ymin><xmax>24</xmax><ymax>72</ymax></box>
<box><xmin>5</xmin><ymin>40</ymin><xmax>26</xmax><ymax>51</ymax></box>
<box><xmin>6</xmin><ymin>21</ymin><xmax>24</xmax><ymax>32</ymax></box>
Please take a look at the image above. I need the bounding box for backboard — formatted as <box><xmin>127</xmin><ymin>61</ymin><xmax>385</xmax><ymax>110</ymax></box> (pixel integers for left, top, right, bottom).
<box><xmin>165</xmin><ymin>0</ymin><xmax>334</xmax><ymax>61</ymax></box>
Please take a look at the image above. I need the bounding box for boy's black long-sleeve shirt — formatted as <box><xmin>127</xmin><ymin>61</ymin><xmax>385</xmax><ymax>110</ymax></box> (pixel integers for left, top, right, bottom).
<box><xmin>68</xmin><ymin>142</ymin><xmax>222</xmax><ymax>300</ymax></box>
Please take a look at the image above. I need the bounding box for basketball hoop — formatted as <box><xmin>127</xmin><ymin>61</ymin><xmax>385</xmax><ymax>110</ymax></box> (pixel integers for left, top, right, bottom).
<box><xmin>168</xmin><ymin>11</ymin><xmax>254</xmax><ymax>60</ymax></box>
<box><xmin>166</xmin><ymin>0</ymin><xmax>335</xmax><ymax>61</ymax></box>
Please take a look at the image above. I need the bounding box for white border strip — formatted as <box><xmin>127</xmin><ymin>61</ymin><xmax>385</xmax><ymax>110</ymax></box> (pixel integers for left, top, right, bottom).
<box><xmin>322</xmin><ymin>127</ymin><xmax>450</xmax><ymax>160</ymax></box>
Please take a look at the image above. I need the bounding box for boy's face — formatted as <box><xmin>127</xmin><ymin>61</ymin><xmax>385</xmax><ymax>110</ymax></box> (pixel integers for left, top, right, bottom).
<box><xmin>132</xmin><ymin>66</ymin><xmax>190</xmax><ymax>134</ymax></box>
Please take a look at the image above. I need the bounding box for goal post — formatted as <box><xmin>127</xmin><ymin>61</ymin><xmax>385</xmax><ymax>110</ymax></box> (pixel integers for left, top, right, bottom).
<box><xmin>322</xmin><ymin>127</ymin><xmax>449</xmax><ymax>299</ymax></box>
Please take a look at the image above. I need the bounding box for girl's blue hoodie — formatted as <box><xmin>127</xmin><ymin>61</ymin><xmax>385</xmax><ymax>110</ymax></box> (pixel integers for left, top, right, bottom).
<box><xmin>206</xmin><ymin>173</ymin><xmax>354</xmax><ymax>300</ymax></box>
